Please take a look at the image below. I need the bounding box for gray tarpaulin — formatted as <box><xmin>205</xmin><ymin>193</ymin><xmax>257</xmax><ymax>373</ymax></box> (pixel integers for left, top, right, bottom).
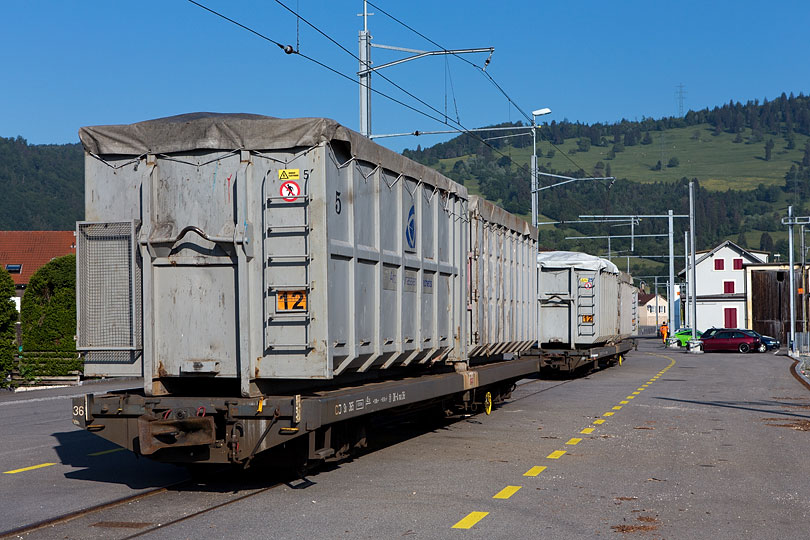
<box><xmin>79</xmin><ymin>112</ymin><xmax>464</xmax><ymax>195</ymax></box>
<box><xmin>537</xmin><ymin>250</ymin><xmax>620</xmax><ymax>274</ymax></box>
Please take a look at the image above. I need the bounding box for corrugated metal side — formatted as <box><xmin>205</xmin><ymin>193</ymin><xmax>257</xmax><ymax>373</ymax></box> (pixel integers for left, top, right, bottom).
<box><xmin>467</xmin><ymin>196</ymin><xmax>537</xmax><ymax>358</ymax></box>
<box><xmin>537</xmin><ymin>261</ymin><xmax>623</xmax><ymax>348</ymax></box>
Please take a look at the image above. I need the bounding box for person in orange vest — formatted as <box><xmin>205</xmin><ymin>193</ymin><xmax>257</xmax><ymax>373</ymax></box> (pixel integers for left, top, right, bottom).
<box><xmin>660</xmin><ymin>321</ymin><xmax>669</xmax><ymax>344</ymax></box>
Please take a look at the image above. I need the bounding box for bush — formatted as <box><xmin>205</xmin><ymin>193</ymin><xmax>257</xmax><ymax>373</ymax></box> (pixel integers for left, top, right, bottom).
<box><xmin>0</xmin><ymin>268</ymin><xmax>16</xmax><ymax>385</ymax></box>
<box><xmin>21</xmin><ymin>254</ymin><xmax>76</xmax><ymax>353</ymax></box>
<box><xmin>667</xmin><ymin>156</ymin><xmax>680</xmax><ymax>168</ymax></box>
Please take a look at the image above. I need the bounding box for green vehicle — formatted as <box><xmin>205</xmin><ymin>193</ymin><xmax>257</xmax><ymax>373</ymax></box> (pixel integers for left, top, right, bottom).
<box><xmin>672</xmin><ymin>328</ymin><xmax>702</xmax><ymax>346</ymax></box>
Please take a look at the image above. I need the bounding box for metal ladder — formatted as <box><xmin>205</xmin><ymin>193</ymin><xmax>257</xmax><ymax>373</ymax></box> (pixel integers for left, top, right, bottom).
<box><xmin>577</xmin><ymin>273</ymin><xmax>596</xmax><ymax>337</ymax></box>
<box><xmin>264</xmin><ymin>188</ymin><xmax>312</xmax><ymax>350</ymax></box>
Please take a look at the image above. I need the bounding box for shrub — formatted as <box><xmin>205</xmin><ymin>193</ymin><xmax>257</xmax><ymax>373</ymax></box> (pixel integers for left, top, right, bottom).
<box><xmin>21</xmin><ymin>254</ymin><xmax>76</xmax><ymax>353</ymax></box>
<box><xmin>0</xmin><ymin>268</ymin><xmax>16</xmax><ymax>385</ymax></box>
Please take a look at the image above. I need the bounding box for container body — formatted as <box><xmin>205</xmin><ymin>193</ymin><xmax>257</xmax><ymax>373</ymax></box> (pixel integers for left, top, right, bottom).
<box><xmin>76</xmin><ymin>114</ymin><xmax>469</xmax><ymax>396</ymax></box>
<box><xmin>536</xmin><ymin>251</ymin><xmax>625</xmax><ymax>348</ymax></box>
<box><xmin>467</xmin><ymin>196</ymin><xmax>537</xmax><ymax>358</ymax></box>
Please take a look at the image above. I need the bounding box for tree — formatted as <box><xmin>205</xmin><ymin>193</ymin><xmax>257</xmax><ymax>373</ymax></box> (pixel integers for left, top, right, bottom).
<box><xmin>577</xmin><ymin>138</ymin><xmax>591</xmax><ymax>152</ymax></box>
<box><xmin>0</xmin><ymin>268</ymin><xmax>16</xmax><ymax>385</ymax></box>
<box><xmin>667</xmin><ymin>157</ymin><xmax>680</xmax><ymax>168</ymax></box>
<box><xmin>652</xmin><ymin>160</ymin><xmax>662</xmax><ymax>171</ymax></box>
<box><xmin>20</xmin><ymin>255</ymin><xmax>76</xmax><ymax>352</ymax></box>
<box><xmin>759</xmin><ymin>232</ymin><xmax>774</xmax><ymax>253</ymax></box>
<box><xmin>736</xmin><ymin>231</ymin><xmax>748</xmax><ymax>248</ymax></box>
<box><xmin>764</xmin><ymin>138</ymin><xmax>774</xmax><ymax>161</ymax></box>
<box><xmin>641</xmin><ymin>132</ymin><xmax>653</xmax><ymax>145</ymax></box>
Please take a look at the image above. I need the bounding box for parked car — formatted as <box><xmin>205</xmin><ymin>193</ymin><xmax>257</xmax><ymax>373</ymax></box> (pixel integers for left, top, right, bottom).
<box><xmin>672</xmin><ymin>327</ymin><xmax>702</xmax><ymax>346</ymax></box>
<box><xmin>700</xmin><ymin>329</ymin><xmax>762</xmax><ymax>353</ymax></box>
<box><xmin>741</xmin><ymin>330</ymin><xmax>780</xmax><ymax>352</ymax></box>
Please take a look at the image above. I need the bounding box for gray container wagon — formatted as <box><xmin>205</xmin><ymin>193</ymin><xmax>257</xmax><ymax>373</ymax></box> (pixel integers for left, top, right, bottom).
<box><xmin>72</xmin><ymin>113</ymin><xmax>539</xmax><ymax>465</ymax></box>
<box><xmin>531</xmin><ymin>251</ymin><xmax>635</xmax><ymax>372</ymax></box>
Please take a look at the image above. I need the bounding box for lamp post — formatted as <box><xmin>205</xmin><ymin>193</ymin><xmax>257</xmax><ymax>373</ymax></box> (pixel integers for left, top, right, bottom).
<box><xmin>531</xmin><ymin>107</ymin><xmax>552</xmax><ymax>228</ymax></box>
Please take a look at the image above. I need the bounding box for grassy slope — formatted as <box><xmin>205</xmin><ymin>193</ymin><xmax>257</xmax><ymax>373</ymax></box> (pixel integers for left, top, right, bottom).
<box><xmin>429</xmin><ymin>123</ymin><xmax>804</xmax><ymax>273</ymax></box>
<box><xmin>435</xmin><ymin>123</ymin><xmax>808</xmax><ymax>192</ymax></box>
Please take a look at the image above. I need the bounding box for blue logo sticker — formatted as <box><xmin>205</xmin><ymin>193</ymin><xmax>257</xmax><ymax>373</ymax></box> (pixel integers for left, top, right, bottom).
<box><xmin>406</xmin><ymin>205</ymin><xmax>416</xmax><ymax>250</ymax></box>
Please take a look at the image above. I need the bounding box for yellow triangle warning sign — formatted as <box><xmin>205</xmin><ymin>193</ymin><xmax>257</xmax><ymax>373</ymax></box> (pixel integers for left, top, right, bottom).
<box><xmin>280</xmin><ymin>170</ymin><xmax>289</xmax><ymax>180</ymax></box>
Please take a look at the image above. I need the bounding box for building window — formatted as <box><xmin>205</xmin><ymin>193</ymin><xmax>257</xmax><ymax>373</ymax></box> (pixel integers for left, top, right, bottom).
<box><xmin>5</xmin><ymin>264</ymin><xmax>21</xmax><ymax>274</ymax></box>
<box><xmin>723</xmin><ymin>281</ymin><xmax>735</xmax><ymax>294</ymax></box>
<box><xmin>659</xmin><ymin>306</ymin><xmax>665</xmax><ymax>313</ymax></box>
<box><xmin>647</xmin><ymin>305</ymin><xmax>653</xmax><ymax>313</ymax></box>
<box><xmin>733</xmin><ymin>258</ymin><xmax>743</xmax><ymax>270</ymax></box>
<box><xmin>714</xmin><ymin>259</ymin><xmax>724</xmax><ymax>270</ymax></box>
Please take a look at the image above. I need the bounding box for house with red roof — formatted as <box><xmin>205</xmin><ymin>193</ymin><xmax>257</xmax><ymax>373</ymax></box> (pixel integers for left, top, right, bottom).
<box><xmin>0</xmin><ymin>231</ymin><xmax>76</xmax><ymax>311</ymax></box>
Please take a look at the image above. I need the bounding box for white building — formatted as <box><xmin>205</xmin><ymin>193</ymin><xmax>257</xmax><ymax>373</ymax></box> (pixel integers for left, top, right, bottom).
<box><xmin>683</xmin><ymin>241</ymin><xmax>768</xmax><ymax>330</ymax></box>
<box><xmin>638</xmin><ymin>292</ymin><xmax>668</xmax><ymax>327</ymax></box>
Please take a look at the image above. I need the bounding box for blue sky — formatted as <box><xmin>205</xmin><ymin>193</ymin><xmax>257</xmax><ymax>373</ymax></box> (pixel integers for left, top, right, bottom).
<box><xmin>2</xmin><ymin>1</ymin><xmax>809</xmax><ymax>152</ymax></box>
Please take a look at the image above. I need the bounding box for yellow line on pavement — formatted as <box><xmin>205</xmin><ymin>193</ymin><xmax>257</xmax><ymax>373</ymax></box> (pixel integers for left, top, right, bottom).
<box><xmin>626</xmin><ymin>395</ymin><xmax>635</xmax><ymax>399</ymax></box>
<box><xmin>580</xmin><ymin>427</ymin><xmax>594</xmax><ymax>434</ymax></box>
<box><xmin>612</xmin><ymin>406</ymin><xmax>622</xmax><ymax>410</ymax></box>
<box><xmin>620</xmin><ymin>400</ymin><xmax>629</xmax><ymax>404</ymax></box>
<box><xmin>632</xmin><ymin>392</ymin><xmax>641</xmax><ymax>395</ymax></box>
<box><xmin>3</xmin><ymin>463</ymin><xmax>56</xmax><ymax>474</ymax></box>
<box><xmin>88</xmin><ymin>448</ymin><xmax>125</xmax><ymax>457</ymax></box>
<box><xmin>547</xmin><ymin>450</ymin><xmax>566</xmax><ymax>459</ymax></box>
<box><xmin>636</xmin><ymin>388</ymin><xmax>645</xmax><ymax>391</ymax></box>
<box><xmin>593</xmin><ymin>419</ymin><xmax>605</xmax><ymax>424</ymax></box>
<box><xmin>603</xmin><ymin>412</ymin><xmax>615</xmax><ymax>416</ymax></box>
<box><xmin>452</xmin><ymin>512</ymin><xmax>489</xmax><ymax>529</ymax></box>
<box><xmin>524</xmin><ymin>466</ymin><xmax>547</xmax><ymax>477</ymax></box>
<box><xmin>493</xmin><ymin>485</ymin><xmax>522</xmax><ymax>499</ymax></box>
<box><xmin>566</xmin><ymin>438</ymin><xmax>582</xmax><ymax>445</ymax></box>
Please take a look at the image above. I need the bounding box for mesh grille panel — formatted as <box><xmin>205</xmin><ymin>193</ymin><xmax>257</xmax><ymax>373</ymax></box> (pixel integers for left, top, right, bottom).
<box><xmin>77</xmin><ymin>222</ymin><xmax>142</xmax><ymax>349</ymax></box>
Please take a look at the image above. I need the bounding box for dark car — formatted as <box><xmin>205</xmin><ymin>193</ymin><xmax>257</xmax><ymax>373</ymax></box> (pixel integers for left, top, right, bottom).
<box><xmin>700</xmin><ymin>329</ymin><xmax>761</xmax><ymax>353</ymax></box>
<box><xmin>741</xmin><ymin>330</ymin><xmax>780</xmax><ymax>352</ymax></box>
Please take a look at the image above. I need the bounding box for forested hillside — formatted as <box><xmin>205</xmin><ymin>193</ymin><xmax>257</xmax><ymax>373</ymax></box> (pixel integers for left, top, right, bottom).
<box><xmin>0</xmin><ymin>137</ymin><xmax>83</xmax><ymax>230</ymax></box>
<box><xmin>3</xmin><ymin>93</ymin><xmax>810</xmax><ymax>275</ymax></box>
<box><xmin>403</xmin><ymin>93</ymin><xmax>810</xmax><ymax>270</ymax></box>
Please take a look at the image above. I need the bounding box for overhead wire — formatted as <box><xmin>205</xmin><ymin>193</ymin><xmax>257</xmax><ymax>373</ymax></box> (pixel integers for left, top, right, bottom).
<box><xmin>187</xmin><ymin>0</ymin><xmax>606</xmax><ymax>212</ymax></box>
<box><xmin>187</xmin><ymin>0</ymin><xmax>539</xmax><ymax>182</ymax></box>
<box><xmin>365</xmin><ymin>0</ymin><xmax>600</xmax><ymax>179</ymax></box>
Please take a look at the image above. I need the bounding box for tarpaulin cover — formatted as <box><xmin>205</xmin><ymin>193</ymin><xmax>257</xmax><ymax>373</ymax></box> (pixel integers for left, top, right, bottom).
<box><xmin>78</xmin><ymin>112</ymin><xmax>464</xmax><ymax>194</ymax></box>
<box><xmin>537</xmin><ymin>250</ymin><xmax>619</xmax><ymax>274</ymax></box>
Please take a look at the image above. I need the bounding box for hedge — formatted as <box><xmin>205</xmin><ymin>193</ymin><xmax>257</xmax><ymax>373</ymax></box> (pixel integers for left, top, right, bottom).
<box><xmin>0</xmin><ymin>267</ymin><xmax>16</xmax><ymax>386</ymax></box>
<box><xmin>20</xmin><ymin>254</ymin><xmax>76</xmax><ymax>353</ymax></box>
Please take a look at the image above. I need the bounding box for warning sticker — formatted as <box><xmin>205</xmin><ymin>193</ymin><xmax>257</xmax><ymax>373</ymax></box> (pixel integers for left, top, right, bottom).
<box><xmin>278</xmin><ymin>169</ymin><xmax>300</xmax><ymax>180</ymax></box>
<box><xmin>280</xmin><ymin>181</ymin><xmax>301</xmax><ymax>202</ymax></box>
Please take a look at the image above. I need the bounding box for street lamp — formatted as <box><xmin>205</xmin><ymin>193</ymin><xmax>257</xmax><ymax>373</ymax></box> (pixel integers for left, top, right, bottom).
<box><xmin>531</xmin><ymin>107</ymin><xmax>552</xmax><ymax>228</ymax></box>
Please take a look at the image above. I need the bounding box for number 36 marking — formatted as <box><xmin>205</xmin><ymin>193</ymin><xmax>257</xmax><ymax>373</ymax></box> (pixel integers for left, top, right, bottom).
<box><xmin>73</xmin><ymin>405</ymin><xmax>85</xmax><ymax>417</ymax></box>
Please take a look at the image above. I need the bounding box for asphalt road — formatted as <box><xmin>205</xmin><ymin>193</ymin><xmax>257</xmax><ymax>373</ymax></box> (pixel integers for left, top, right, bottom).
<box><xmin>4</xmin><ymin>340</ymin><xmax>810</xmax><ymax>539</ymax></box>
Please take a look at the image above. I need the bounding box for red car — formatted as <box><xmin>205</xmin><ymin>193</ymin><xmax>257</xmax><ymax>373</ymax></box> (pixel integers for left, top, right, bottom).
<box><xmin>700</xmin><ymin>329</ymin><xmax>761</xmax><ymax>353</ymax></box>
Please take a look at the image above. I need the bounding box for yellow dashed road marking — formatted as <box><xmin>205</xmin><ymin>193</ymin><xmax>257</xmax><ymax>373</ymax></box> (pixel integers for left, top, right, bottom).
<box><xmin>632</xmin><ymin>392</ymin><xmax>641</xmax><ymax>395</ymax></box>
<box><xmin>593</xmin><ymin>419</ymin><xmax>605</xmax><ymax>424</ymax></box>
<box><xmin>547</xmin><ymin>450</ymin><xmax>566</xmax><ymax>459</ymax></box>
<box><xmin>3</xmin><ymin>463</ymin><xmax>56</xmax><ymax>474</ymax></box>
<box><xmin>603</xmin><ymin>412</ymin><xmax>615</xmax><ymax>417</ymax></box>
<box><xmin>580</xmin><ymin>427</ymin><xmax>594</xmax><ymax>434</ymax></box>
<box><xmin>626</xmin><ymin>395</ymin><xmax>635</xmax><ymax>399</ymax></box>
<box><xmin>493</xmin><ymin>486</ymin><xmax>522</xmax><ymax>499</ymax></box>
<box><xmin>636</xmin><ymin>388</ymin><xmax>645</xmax><ymax>391</ymax></box>
<box><xmin>88</xmin><ymin>448</ymin><xmax>125</xmax><ymax>457</ymax></box>
<box><xmin>612</xmin><ymin>406</ymin><xmax>622</xmax><ymax>410</ymax></box>
<box><xmin>452</xmin><ymin>512</ymin><xmax>489</xmax><ymax>529</ymax></box>
<box><xmin>566</xmin><ymin>438</ymin><xmax>582</xmax><ymax>445</ymax></box>
<box><xmin>620</xmin><ymin>400</ymin><xmax>629</xmax><ymax>404</ymax></box>
<box><xmin>524</xmin><ymin>466</ymin><xmax>547</xmax><ymax>477</ymax></box>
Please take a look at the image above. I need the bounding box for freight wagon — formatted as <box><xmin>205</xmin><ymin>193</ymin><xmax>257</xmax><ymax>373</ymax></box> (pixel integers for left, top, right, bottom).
<box><xmin>526</xmin><ymin>251</ymin><xmax>636</xmax><ymax>372</ymax></box>
<box><xmin>71</xmin><ymin>113</ymin><xmax>633</xmax><ymax>467</ymax></box>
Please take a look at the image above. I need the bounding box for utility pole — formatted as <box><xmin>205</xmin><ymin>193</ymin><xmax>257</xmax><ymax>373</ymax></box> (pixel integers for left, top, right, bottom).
<box><xmin>687</xmin><ymin>181</ymin><xmax>701</xmax><ymax>352</ymax></box>
<box><xmin>789</xmin><ymin>206</ymin><xmax>796</xmax><ymax>354</ymax></box>
<box><xmin>358</xmin><ymin>1</ymin><xmax>372</xmax><ymax>137</ymax></box>
<box><xmin>668</xmin><ymin>209</ymin><xmax>676</xmax><ymax>342</ymax></box>
<box><xmin>357</xmin><ymin>0</ymin><xmax>493</xmax><ymax>137</ymax></box>
<box><xmin>684</xmin><ymin>230</ymin><xmax>689</xmax><ymax>327</ymax></box>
